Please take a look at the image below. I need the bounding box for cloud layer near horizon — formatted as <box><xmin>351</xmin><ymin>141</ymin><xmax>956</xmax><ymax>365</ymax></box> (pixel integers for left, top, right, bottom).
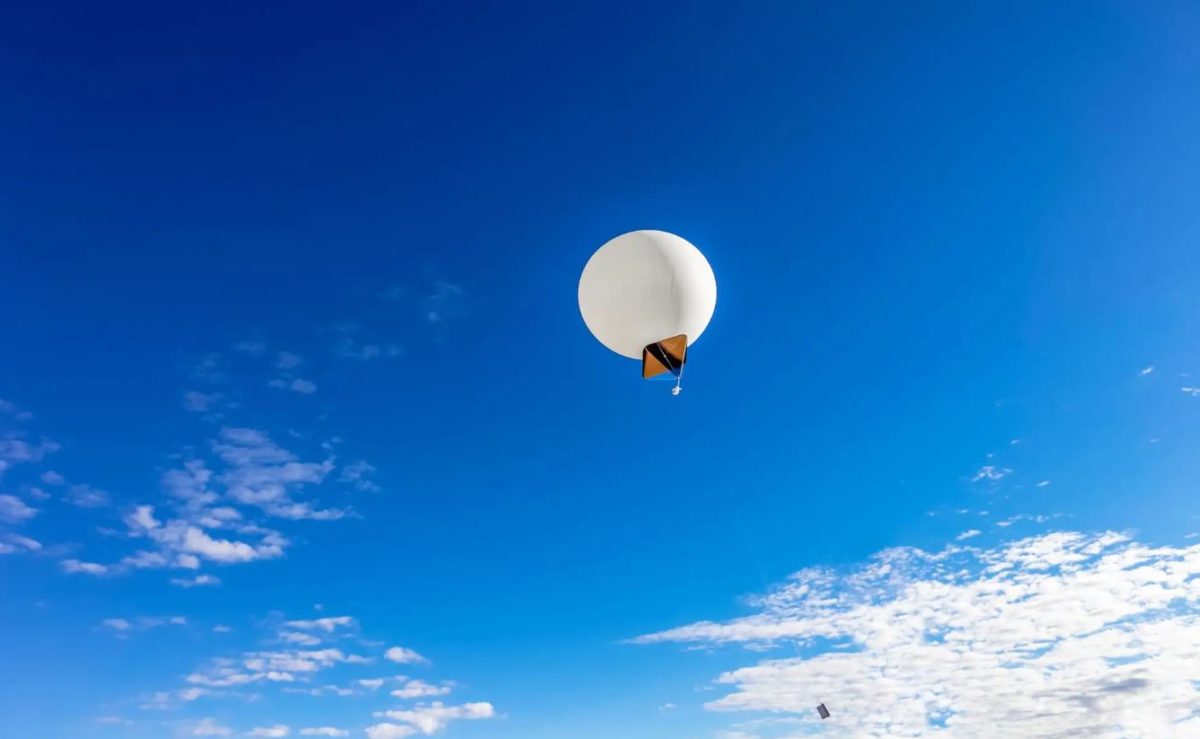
<box><xmin>635</xmin><ymin>530</ymin><xmax>1200</xmax><ymax>738</ymax></box>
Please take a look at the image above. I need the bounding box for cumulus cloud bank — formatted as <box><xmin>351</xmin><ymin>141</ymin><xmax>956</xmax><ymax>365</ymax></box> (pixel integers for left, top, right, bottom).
<box><xmin>634</xmin><ymin>530</ymin><xmax>1200</xmax><ymax>738</ymax></box>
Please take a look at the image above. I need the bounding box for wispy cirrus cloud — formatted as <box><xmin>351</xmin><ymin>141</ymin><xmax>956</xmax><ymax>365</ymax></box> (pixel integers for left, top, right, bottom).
<box><xmin>101</xmin><ymin>616</ymin><xmax>187</xmax><ymax>636</ymax></box>
<box><xmin>970</xmin><ymin>464</ymin><xmax>1011</xmax><ymax>483</ymax></box>
<box><xmin>633</xmin><ymin>530</ymin><xmax>1200</xmax><ymax>737</ymax></box>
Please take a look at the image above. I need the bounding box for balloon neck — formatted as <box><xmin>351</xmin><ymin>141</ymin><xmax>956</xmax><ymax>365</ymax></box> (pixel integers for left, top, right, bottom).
<box><xmin>671</xmin><ymin>386</ymin><xmax>682</xmax><ymax>397</ymax></box>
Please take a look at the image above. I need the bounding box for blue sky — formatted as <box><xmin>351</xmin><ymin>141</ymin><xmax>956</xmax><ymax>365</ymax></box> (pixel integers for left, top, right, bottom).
<box><xmin>3</xmin><ymin>2</ymin><xmax>1200</xmax><ymax>737</ymax></box>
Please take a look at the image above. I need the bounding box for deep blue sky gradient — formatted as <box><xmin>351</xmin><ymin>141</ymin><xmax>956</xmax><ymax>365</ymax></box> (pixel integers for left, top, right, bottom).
<box><xmin>3</xmin><ymin>3</ymin><xmax>1200</xmax><ymax>737</ymax></box>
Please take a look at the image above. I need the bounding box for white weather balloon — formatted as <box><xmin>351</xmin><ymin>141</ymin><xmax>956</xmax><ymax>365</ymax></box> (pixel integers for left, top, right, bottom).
<box><xmin>578</xmin><ymin>230</ymin><xmax>716</xmax><ymax>383</ymax></box>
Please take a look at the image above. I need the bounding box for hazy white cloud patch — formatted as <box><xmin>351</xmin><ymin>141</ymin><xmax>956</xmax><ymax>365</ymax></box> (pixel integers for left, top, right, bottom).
<box><xmin>996</xmin><ymin>513</ymin><xmax>1053</xmax><ymax>528</ymax></box>
<box><xmin>61</xmin><ymin>558</ymin><xmax>109</xmax><ymax>575</ymax></box>
<box><xmin>371</xmin><ymin>702</ymin><xmax>495</xmax><ymax>735</ymax></box>
<box><xmin>184</xmin><ymin>391</ymin><xmax>221</xmax><ymax>414</ymax></box>
<box><xmin>1140</xmin><ymin>365</ymin><xmax>1155</xmax><ymax>376</ymax></box>
<box><xmin>137</xmin><ymin>615</ymin><xmax>491</xmax><ymax>738</ymax></box>
<box><xmin>1181</xmin><ymin>387</ymin><xmax>1200</xmax><ymax>397</ymax></box>
<box><xmin>391</xmin><ymin>679</ymin><xmax>451</xmax><ymax>700</ymax></box>
<box><xmin>191</xmin><ymin>717</ymin><xmax>233</xmax><ymax>736</ymax></box>
<box><xmin>95</xmin><ymin>715</ymin><xmax>133</xmax><ymax>726</ymax></box>
<box><xmin>172</xmin><ymin>574</ymin><xmax>221</xmax><ymax>588</ymax></box>
<box><xmin>385</xmin><ymin>646</ymin><xmax>429</xmax><ymax>665</ymax></box>
<box><xmin>76</xmin><ymin>425</ymin><xmax>351</xmax><ymax>579</ymax></box>
<box><xmin>633</xmin><ymin>530</ymin><xmax>1200</xmax><ymax>737</ymax></box>
<box><xmin>0</xmin><ymin>494</ymin><xmax>37</xmax><ymax>522</ymax></box>
<box><xmin>213</xmin><ymin>428</ymin><xmax>339</xmax><ymax>520</ymax></box>
<box><xmin>270</xmin><ymin>378</ymin><xmax>318</xmax><ymax>395</ymax></box>
<box><xmin>101</xmin><ymin>616</ymin><xmax>188</xmax><ymax>636</ymax></box>
<box><xmin>364</xmin><ymin>726</ymin><xmax>416</xmax><ymax>739</ymax></box>
<box><xmin>284</xmin><ymin>616</ymin><xmax>355</xmax><ymax>633</ymax></box>
<box><xmin>955</xmin><ymin>529</ymin><xmax>981</xmax><ymax>541</ymax></box>
<box><xmin>0</xmin><ymin>397</ymin><xmax>34</xmax><ymax>421</ymax></box>
<box><xmin>233</xmin><ymin>341</ymin><xmax>267</xmax><ymax>356</ymax></box>
<box><xmin>0</xmin><ymin>433</ymin><xmax>60</xmax><ymax>475</ymax></box>
<box><xmin>276</xmin><ymin>352</ymin><xmax>303</xmax><ymax>370</ymax></box>
<box><xmin>0</xmin><ymin>533</ymin><xmax>42</xmax><ymax>554</ymax></box>
<box><xmin>339</xmin><ymin>461</ymin><xmax>380</xmax><ymax>493</ymax></box>
<box><xmin>970</xmin><ymin>465</ymin><xmax>1011</xmax><ymax>483</ymax></box>
<box><xmin>66</xmin><ymin>482</ymin><xmax>110</xmax><ymax>508</ymax></box>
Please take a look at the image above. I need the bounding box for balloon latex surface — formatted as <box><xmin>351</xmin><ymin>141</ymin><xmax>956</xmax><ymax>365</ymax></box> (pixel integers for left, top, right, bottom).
<box><xmin>578</xmin><ymin>230</ymin><xmax>717</xmax><ymax>360</ymax></box>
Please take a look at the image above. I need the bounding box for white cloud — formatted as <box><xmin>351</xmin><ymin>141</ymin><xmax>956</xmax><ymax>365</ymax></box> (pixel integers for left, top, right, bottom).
<box><xmin>364</xmin><ymin>726</ymin><xmax>416</xmax><ymax>739</ymax></box>
<box><xmin>996</xmin><ymin>513</ymin><xmax>1052</xmax><ymax>528</ymax></box>
<box><xmin>66</xmin><ymin>483</ymin><xmax>110</xmax><ymax>508</ymax></box>
<box><xmin>102</xmin><ymin>616</ymin><xmax>188</xmax><ymax>635</ymax></box>
<box><xmin>290</xmin><ymin>379</ymin><xmax>317</xmax><ymax>394</ymax></box>
<box><xmin>1140</xmin><ymin>365</ymin><xmax>1155</xmax><ymax>376</ymax></box>
<box><xmin>955</xmin><ymin>529</ymin><xmax>981</xmax><ymax>541</ymax></box>
<box><xmin>391</xmin><ymin>679</ymin><xmax>451</xmax><ymax>700</ymax></box>
<box><xmin>184</xmin><ymin>391</ymin><xmax>220</xmax><ymax>413</ymax></box>
<box><xmin>1037</xmin><ymin>480</ymin><xmax>1051</xmax><ymax>488</ymax></box>
<box><xmin>276</xmin><ymin>352</ymin><xmax>303</xmax><ymax>370</ymax></box>
<box><xmin>279</xmin><ymin>631</ymin><xmax>321</xmax><ymax>646</ymax></box>
<box><xmin>358</xmin><ymin>678</ymin><xmax>385</xmax><ymax>689</ymax></box>
<box><xmin>970</xmin><ymin>465</ymin><xmax>1011</xmax><ymax>482</ymax></box>
<box><xmin>0</xmin><ymin>534</ymin><xmax>42</xmax><ymax>554</ymax></box>
<box><xmin>213</xmin><ymin>625</ymin><xmax>231</xmax><ymax>633</ymax></box>
<box><xmin>246</xmin><ymin>648</ymin><xmax>366</xmax><ymax>675</ymax></box>
<box><xmin>95</xmin><ymin>715</ymin><xmax>132</xmax><ymax>726</ymax></box>
<box><xmin>374</xmin><ymin>702</ymin><xmax>494</xmax><ymax>734</ymax></box>
<box><xmin>284</xmin><ymin>616</ymin><xmax>355</xmax><ymax>633</ymax></box>
<box><xmin>172</xmin><ymin>574</ymin><xmax>221</xmax><ymax>588</ymax></box>
<box><xmin>299</xmin><ymin>730</ymin><xmax>348</xmax><ymax>737</ymax></box>
<box><xmin>126</xmin><ymin>505</ymin><xmax>160</xmax><ymax>532</ymax></box>
<box><xmin>0</xmin><ymin>494</ymin><xmax>37</xmax><ymax>522</ymax></box>
<box><xmin>162</xmin><ymin>523</ymin><xmax>286</xmax><ymax>564</ymax></box>
<box><xmin>268</xmin><ymin>377</ymin><xmax>317</xmax><ymax>395</ymax></box>
<box><xmin>633</xmin><ymin>530</ymin><xmax>1200</xmax><ymax>737</ymax></box>
<box><xmin>0</xmin><ymin>434</ymin><xmax>59</xmax><ymax>474</ymax></box>
<box><xmin>338</xmin><ymin>460</ymin><xmax>380</xmax><ymax>493</ymax></box>
<box><xmin>192</xmin><ymin>718</ymin><xmax>233</xmax><ymax>736</ymax></box>
<box><xmin>1181</xmin><ymin>387</ymin><xmax>1200</xmax><ymax>397</ymax></box>
<box><xmin>40</xmin><ymin>470</ymin><xmax>65</xmax><ymax>485</ymax></box>
<box><xmin>212</xmin><ymin>428</ymin><xmax>338</xmax><ymax>519</ymax></box>
<box><xmin>247</xmin><ymin>726</ymin><xmax>290</xmax><ymax>737</ymax></box>
<box><xmin>385</xmin><ymin>646</ymin><xmax>429</xmax><ymax>665</ymax></box>
<box><xmin>61</xmin><ymin>559</ymin><xmax>108</xmax><ymax>575</ymax></box>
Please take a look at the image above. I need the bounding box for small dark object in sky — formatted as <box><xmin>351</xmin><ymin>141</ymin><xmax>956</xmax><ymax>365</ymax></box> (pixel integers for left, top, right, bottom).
<box><xmin>816</xmin><ymin>703</ymin><xmax>831</xmax><ymax>720</ymax></box>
